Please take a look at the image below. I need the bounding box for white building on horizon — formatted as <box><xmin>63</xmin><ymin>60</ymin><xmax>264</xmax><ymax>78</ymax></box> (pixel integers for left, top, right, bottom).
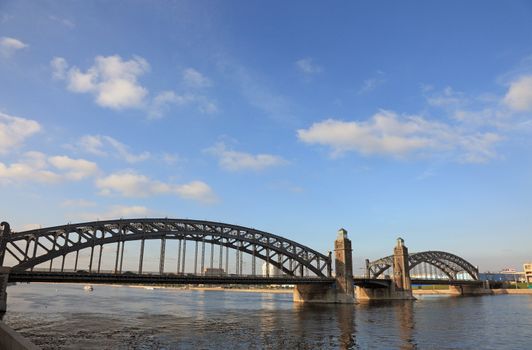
<box><xmin>262</xmin><ymin>262</ymin><xmax>282</xmax><ymax>277</ymax></box>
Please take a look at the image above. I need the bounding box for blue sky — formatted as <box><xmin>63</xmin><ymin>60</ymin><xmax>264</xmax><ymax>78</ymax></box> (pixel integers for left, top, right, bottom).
<box><xmin>1</xmin><ymin>1</ymin><xmax>532</xmax><ymax>272</ymax></box>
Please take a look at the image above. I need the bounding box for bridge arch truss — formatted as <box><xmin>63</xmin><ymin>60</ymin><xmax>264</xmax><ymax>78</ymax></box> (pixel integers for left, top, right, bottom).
<box><xmin>0</xmin><ymin>219</ymin><xmax>332</xmax><ymax>278</ymax></box>
<box><xmin>367</xmin><ymin>251</ymin><xmax>479</xmax><ymax>281</ymax></box>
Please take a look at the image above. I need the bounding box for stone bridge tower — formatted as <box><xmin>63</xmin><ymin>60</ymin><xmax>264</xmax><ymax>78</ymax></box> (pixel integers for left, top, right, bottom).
<box><xmin>392</xmin><ymin>237</ymin><xmax>413</xmax><ymax>298</ymax></box>
<box><xmin>356</xmin><ymin>237</ymin><xmax>415</xmax><ymax>301</ymax></box>
<box><xmin>293</xmin><ymin>228</ymin><xmax>355</xmax><ymax>303</ymax></box>
<box><xmin>334</xmin><ymin>228</ymin><xmax>354</xmax><ymax>302</ymax></box>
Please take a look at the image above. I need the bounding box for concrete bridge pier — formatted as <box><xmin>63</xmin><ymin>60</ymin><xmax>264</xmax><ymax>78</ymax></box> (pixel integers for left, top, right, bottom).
<box><xmin>449</xmin><ymin>282</ymin><xmax>492</xmax><ymax>296</ymax></box>
<box><xmin>294</xmin><ymin>228</ymin><xmax>355</xmax><ymax>303</ymax></box>
<box><xmin>0</xmin><ymin>267</ymin><xmax>9</xmax><ymax>313</ymax></box>
<box><xmin>356</xmin><ymin>238</ymin><xmax>415</xmax><ymax>301</ymax></box>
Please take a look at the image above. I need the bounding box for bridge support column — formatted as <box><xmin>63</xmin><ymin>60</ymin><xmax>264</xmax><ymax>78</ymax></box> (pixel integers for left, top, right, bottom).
<box><xmin>294</xmin><ymin>228</ymin><xmax>354</xmax><ymax>304</ymax></box>
<box><xmin>0</xmin><ymin>267</ymin><xmax>10</xmax><ymax>313</ymax></box>
<box><xmin>356</xmin><ymin>238</ymin><xmax>415</xmax><ymax>301</ymax></box>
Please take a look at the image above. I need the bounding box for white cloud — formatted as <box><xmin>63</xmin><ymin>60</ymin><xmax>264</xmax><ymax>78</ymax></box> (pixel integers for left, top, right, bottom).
<box><xmin>76</xmin><ymin>135</ymin><xmax>150</xmax><ymax>163</ymax></box>
<box><xmin>76</xmin><ymin>134</ymin><xmax>106</xmax><ymax>156</ymax></box>
<box><xmin>96</xmin><ymin>78</ymin><xmax>148</xmax><ymax>109</ymax></box>
<box><xmin>51</xmin><ymin>57</ymin><xmax>68</xmax><ymax>80</ymax></box>
<box><xmin>0</xmin><ymin>152</ymin><xmax>99</xmax><ymax>184</ymax></box>
<box><xmin>48</xmin><ymin>155</ymin><xmax>99</xmax><ymax>180</ymax></box>
<box><xmin>504</xmin><ymin>75</ymin><xmax>532</xmax><ymax>111</ymax></box>
<box><xmin>174</xmin><ymin>181</ymin><xmax>217</xmax><ymax>203</ymax></box>
<box><xmin>0</xmin><ymin>155</ymin><xmax>60</xmax><ymax>184</ymax></box>
<box><xmin>206</xmin><ymin>142</ymin><xmax>287</xmax><ymax>171</ymax></box>
<box><xmin>52</xmin><ymin>56</ymin><xmax>219</xmax><ymax>118</ymax></box>
<box><xmin>66</xmin><ymin>66</ymin><xmax>96</xmax><ymax>92</ymax></box>
<box><xmin>297</xmin><ymin>110</ymin><xmax>501</xmax><ymax>163</ymax></box>
<box><xmin>150</xmin><ymin>91</ymin><xmax>217</xmax><ymax>118</ymax></box>
<box><xmin>96</xmin><ymin>171</ymin><xmax>217</xmax><ymax>203</ymax></box>
<box><xmin>0</xmin><ymin>36</ymin><xmax>28</xmax><ymax>57</ymax></box>
<box><xmin>298</xmin><ymin>111</ymin><xmax>430</xmax><ymax>156</ymax></box>
<box><xmin>53</xmin><ymin>55</ymin><xmax>150</xmax><ymax>110</ymax></box>
<box><xmin>183</xmin><ymin>68</ymin><xmax>212</xmax><ymax>88</ymax></box>
<box><xmin>295</xmin><ymin>58</ymin><xmax>322</xmax><ymax>75</ymax></box>
<box><xmin>0</xmin><ymin>112</ymin><xmax>41</xmax><ymax>154</ymax></box>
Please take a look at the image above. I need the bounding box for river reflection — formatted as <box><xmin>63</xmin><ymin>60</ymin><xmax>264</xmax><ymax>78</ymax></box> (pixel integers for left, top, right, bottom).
<box><xmin>3</xmin><ymin>284</ymin><xmax>532</xmax><ymax>349</ymax></box>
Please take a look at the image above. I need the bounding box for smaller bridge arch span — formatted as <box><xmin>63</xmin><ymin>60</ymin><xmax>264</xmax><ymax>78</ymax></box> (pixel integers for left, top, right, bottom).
<box><xmin>367</xmin><ymin>251</ymin><xmax>479</xmax><ymax>281</ymax></box>
<box><xmin>0</xmin><ymin>218</ymin><xmax>332</xmax><ymax>278</ymax></box>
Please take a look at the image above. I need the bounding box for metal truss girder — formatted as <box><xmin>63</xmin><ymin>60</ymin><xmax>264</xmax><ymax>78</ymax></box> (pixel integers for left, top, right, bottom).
<box><xmin>3</xmin><ymin>218</ymin><xmax>331</xmax><ymax>277</ymax></box>
<box><xmin>367</xmin><ymin>250</ymin><xmax>479</xmax><ymax>281</ymax></box>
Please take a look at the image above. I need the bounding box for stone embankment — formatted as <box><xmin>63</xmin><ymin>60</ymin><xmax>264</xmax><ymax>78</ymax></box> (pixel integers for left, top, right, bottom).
<box><xmin>492</xmin><ymin>289</ymin><xmax>532</xmax><ymax>295</ymax></box>
<box><xmin>414</xmin><ymin>289</ymin><xmax>532</xmax><ymax>296</ymax></box>
<box><xmin>0</xmin><ymin>321</ymin><xmax>40</xmax><ymax>350</ymax></box>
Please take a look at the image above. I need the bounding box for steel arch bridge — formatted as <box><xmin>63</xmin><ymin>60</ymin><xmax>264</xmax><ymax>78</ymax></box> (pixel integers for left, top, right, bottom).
<box><xmin>0</xmin><ymin>219</ymin><xmax>332</xmax><ymax>278</ymax></box>
<box><xmin>367</xmin><ymin>251</ymin><xmax>479</xmax><ymax>281</ymax></box>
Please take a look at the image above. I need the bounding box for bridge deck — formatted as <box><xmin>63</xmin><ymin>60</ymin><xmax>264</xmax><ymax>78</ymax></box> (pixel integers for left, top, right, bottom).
<box><xmin>411</xmin><ymin>278</ymin><xmax>484</xmax><ymax>286</ymax></box>
<box><xmin>7</xmin><ymin>271</ymin><xmax>483</xmax><ymax>287</ymax></box>
<box><xmin>8</xmin><ymin>271</ymin><xmax>335</xmax><ymax>285</ymax></box>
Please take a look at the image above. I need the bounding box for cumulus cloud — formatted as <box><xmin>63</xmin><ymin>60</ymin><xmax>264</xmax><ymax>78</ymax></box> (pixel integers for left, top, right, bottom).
<box><xmin>504</xmin><ymin>75</ymin><xmax>532</xmax><ymax>111</ymax></box>
<box><xmin>0</xmin><ymin>152</ymin><xmax>60</xmax><ymax>184</ymax></box>
<box><xmin>183</xmin><ymin>68</ymin><xmax>212</xmax><ymax>88</ymax></box>
<box><xmin>0</xmin><ymin>152</ymin><xmax>98</xmax><ymax>184</ymax></box>
<box><xmin>52</xmin><ymin>55</ymin><xmax>150</xmax><ymax>110</ymax></box>
<box><xmin>48</xmin><ymin>155</ymin><xmax>99</xmax><ymax>180</ymax></box>
<box><xmin>297</xmin><ymin>110</ymin><xmax>501</xmax><ymax>163</ymax></box>
<box><xmin>295</xmin><ymin>57</ymin><xmax>322</xmax><ymax>75</ymax></box>
<box><xmin>206</xmin><ymin>142</ymin><xmax>287</xmax><ymax>171</ymax></box>
<box><xmin>0</xmin><ymin>112</ymin><xmax>41</xmax><ymax>154</ymax></box>
<box><xmin>96</xmin><ymin>171</ymin><xmax>217</xmax><ymax>203</ymax></box>
<box><xmin>52</xmin><ymin>56</ymin><xmax>218</xmax><ymax>117</ymax></box>
<box><xmin>0</xmin><ymin>36</ymin><xmax>28</xmax><ymax>57</ymax></box>
<box><xmin>76</xmin><ymin>135</ymin><xmax>150</xmax><ymax>163</ymax></box>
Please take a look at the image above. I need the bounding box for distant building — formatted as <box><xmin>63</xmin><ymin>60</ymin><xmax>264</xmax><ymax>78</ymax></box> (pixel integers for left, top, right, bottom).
<box><xmin>262</xmin><ymin>262</ymin><xmax>282</xmax><ymax>277</ymax></box>
<box><xmin>479</xmin><ymin>272</ymin><xmax>524</xmax><ymax>282</ymax></box>
<box><xmin>500</xmin><ymin>267</ymin><xmax>517</xmax><ymax>273</ymax></box>
<box><xmin>524</xmin><ymin>263</ymin><xmax>532</xmax><ymax>283</ymax></box>
<box><xmin>480</xmin><ymin>266</ymin><xmax>527</xmax><ymax>283</ymax></box>
<box><xmin>204</xmin><ymin>268</ymin><xmax>225</xmax><ymax>276</ymax></box>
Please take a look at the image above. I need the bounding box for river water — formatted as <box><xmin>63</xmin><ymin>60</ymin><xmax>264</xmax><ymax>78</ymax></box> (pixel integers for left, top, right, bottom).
<box><xmin>2</xmin><ymin>283</ymin><xmax>532</xmax><ymax>349</ymax></box>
